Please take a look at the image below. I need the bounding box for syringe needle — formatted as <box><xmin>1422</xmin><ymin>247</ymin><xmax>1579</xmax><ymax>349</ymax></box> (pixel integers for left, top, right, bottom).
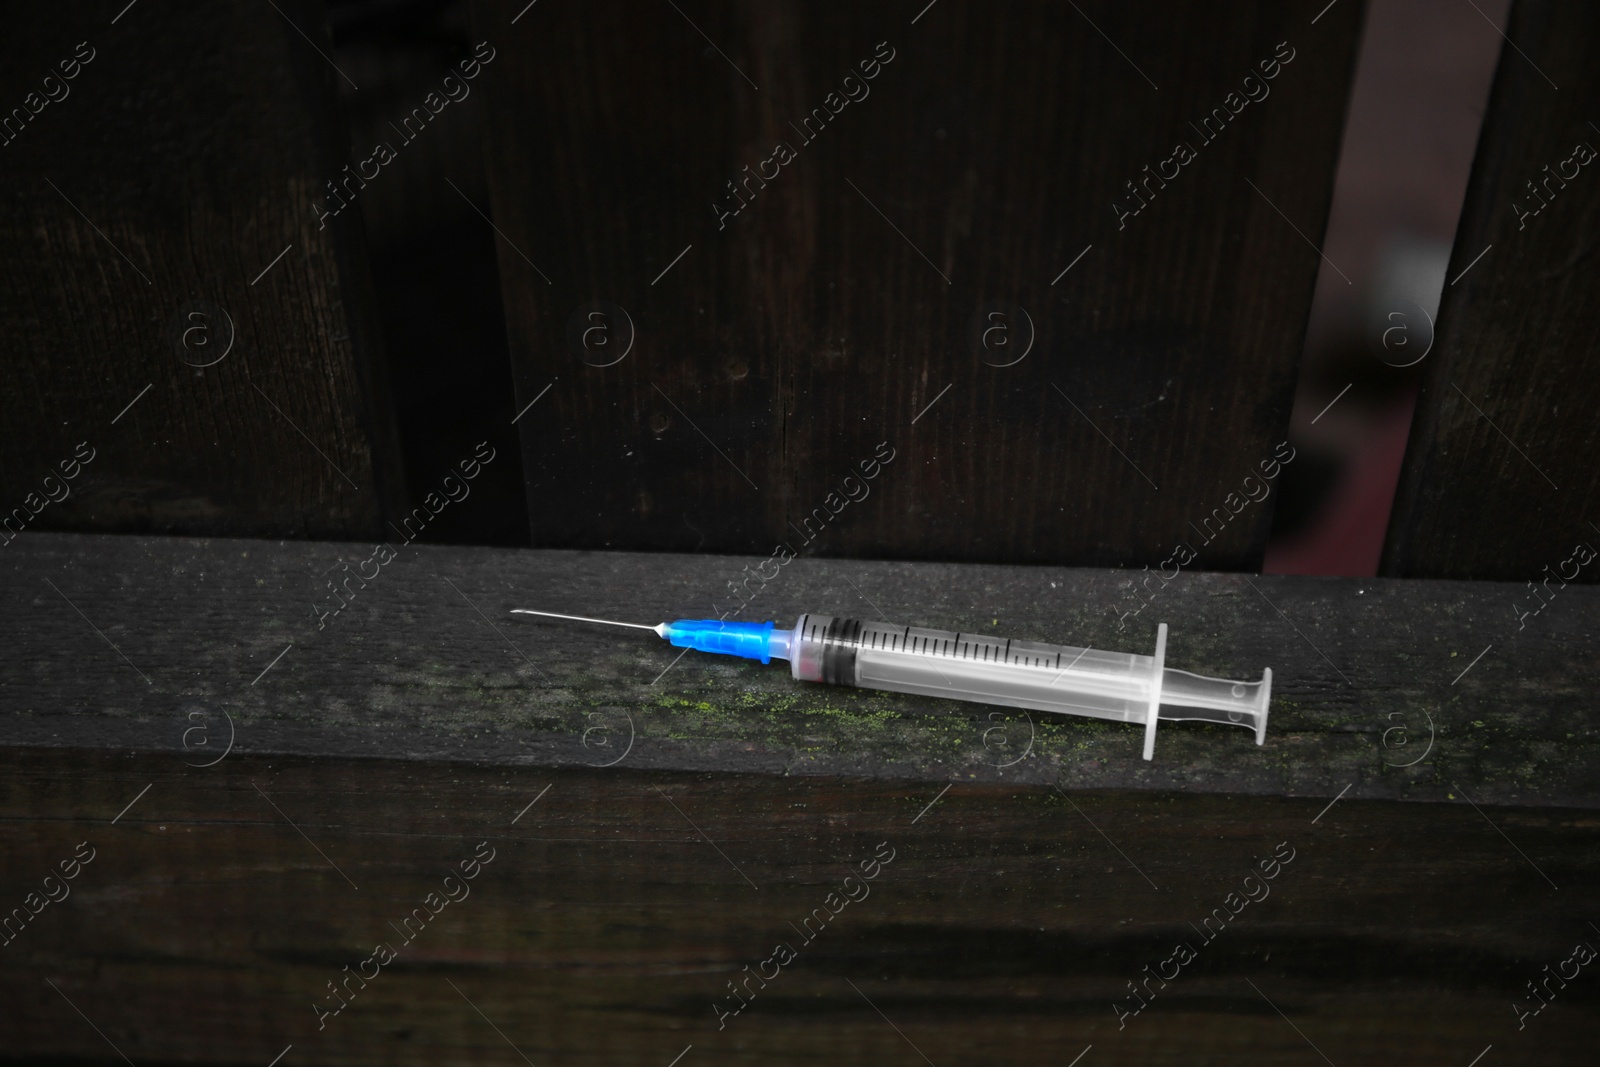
<box><xmin>511</xmin><ymin>609</ymin><xmax>666</xmax><ymax>634</ymax></box>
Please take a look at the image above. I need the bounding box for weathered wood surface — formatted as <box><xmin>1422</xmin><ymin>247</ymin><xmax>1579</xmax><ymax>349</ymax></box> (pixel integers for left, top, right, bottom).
<box><xmin>1384</xmin><ymin>0</ymin><xmax>1600</xmax><ymax>582</ymax></box>
<box><xmin>0</xmin><ymin>749</ymin><xmax>1595</xmax><ymax>1066</ymax></box>
<box><xmin>475</xmin><ymin>0</ymin><xmax>1362</xmax><ymax>568</ymax></box>
<box><xmin>3</xmin><ymin>532</ymin><xmax>1598</xmax><ymax>807</ymax></box>
<box><xmin>0</xmin><ymin>0</ymin><xmax>402</xmax><ymax>541</ymax></box>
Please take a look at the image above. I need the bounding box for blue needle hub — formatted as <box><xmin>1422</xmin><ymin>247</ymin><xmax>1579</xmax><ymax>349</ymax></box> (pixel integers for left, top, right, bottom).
<box><xmin>662</xmin><ymin>619</ymin><xmax>776</xmax><ymax>663</ymax></box>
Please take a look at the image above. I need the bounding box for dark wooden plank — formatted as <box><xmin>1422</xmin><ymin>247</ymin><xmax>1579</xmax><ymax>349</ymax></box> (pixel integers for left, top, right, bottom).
<box><xmin>1383</xmin><ymin>0</ymin><xmax>1600</xmax><ymax>581</ymax></box>
<box><xmin>473</xmin><ymin>0</ymin><xmax>1362</xmax><ymax>567</ymax></box>
<box><xmin>3</xmin><ymin>532</ymin><xmax>1598</xmax><ymax>807</ymax></box>
<box><xmin>0</xmin><ymin>748</ymin><xmax>1595</xmax><ymax>1065</ymax></box>
<box><xmin>0</xmin><ymin>0</ymin><xmax>403</xmax><ymax>542</ymax></box>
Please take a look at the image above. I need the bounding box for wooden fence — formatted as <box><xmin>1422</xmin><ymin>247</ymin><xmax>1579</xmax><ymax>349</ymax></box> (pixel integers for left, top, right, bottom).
<box><xmin>1</xmin><ymin>1</ymin><xmax>1598</xmax><ymax>1064</ymax></box>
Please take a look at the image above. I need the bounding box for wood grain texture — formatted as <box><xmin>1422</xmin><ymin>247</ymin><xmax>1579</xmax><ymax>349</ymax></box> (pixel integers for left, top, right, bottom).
<box><xmin>1383</xmin><ymin>0</ymin><xmax>1600</xmax><ymax>581</ymax></box>
<box><xmin>472</xmin><ymin>0</ymin><xmax>1363</xmax><ymax>567</ymax></box>
<box><xmin>3</xmin><ymin>532</ymin><xmax>1598</xmax><ymax>807</ymax></box>
<box><xmin>0</xmin><ymin>0</ymin><xmax>403</xmax><ymax>541</ymax></box>
<box><xmin>0</xmin><ymin>748</ymin><xmax>1595</xmax><ymax>1065</ymax></box>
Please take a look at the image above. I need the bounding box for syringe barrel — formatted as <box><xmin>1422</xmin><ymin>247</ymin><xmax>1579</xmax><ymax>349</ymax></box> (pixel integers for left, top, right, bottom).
<box><xmin>786</xmin><ymin>615</ymin><xmax>1269</xmax><ymax>756</ymax></box>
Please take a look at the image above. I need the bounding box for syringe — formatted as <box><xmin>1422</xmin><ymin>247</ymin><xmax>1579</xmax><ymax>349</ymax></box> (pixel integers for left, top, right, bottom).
<box><xmin>511</xmin><ymin>610</ymin><xmax>1271</xmax><ymax>760</ymax></box>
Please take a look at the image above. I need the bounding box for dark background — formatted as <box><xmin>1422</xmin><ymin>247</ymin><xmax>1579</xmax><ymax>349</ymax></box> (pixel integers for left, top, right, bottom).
<box><xmin>3</xmin><ymin>0</ymin><xmax>1592</xmax><ymax>580</ymax></box>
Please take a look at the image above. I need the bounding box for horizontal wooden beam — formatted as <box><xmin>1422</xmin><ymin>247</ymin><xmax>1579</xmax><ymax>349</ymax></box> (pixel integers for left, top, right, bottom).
<box><xmin>3</xmin><ymin>532</ymin><xmax>1597</xmax><ymax>807</ymax></box>
<box><xmin>4</xmin><ymin>533</ymin><xmax>1597</xmax><ymax>1062</ymax></box>
<box><xmin>0</xmin><ymin>748</ymin><xmax>1595</xmax><ymax>1065</ymax></box>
